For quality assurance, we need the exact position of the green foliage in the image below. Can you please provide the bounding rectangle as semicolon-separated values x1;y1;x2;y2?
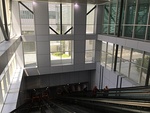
52;52;70;58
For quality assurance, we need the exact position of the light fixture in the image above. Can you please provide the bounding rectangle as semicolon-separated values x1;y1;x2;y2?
74;3;78;8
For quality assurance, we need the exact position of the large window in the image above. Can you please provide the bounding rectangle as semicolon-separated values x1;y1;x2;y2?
50;40;73;66
23;42;37;67
86;4;96;34
48;3;74;34
85;40;95;63
19;2;35;35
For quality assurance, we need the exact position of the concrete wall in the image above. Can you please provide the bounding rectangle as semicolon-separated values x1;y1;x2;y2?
25;70;92;90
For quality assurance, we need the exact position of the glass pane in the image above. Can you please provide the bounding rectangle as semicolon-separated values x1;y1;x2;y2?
102;41;107;52
116;57;121;72
117;45;122;57
120;59;129;76
122;47;131;60
62;3;72;25
86;40;95;50
50;41;61;52
103;24;108;34
51;52;62;65
86;25;94;34
124;26;133;37
0;28;5;43
110;0;117;24
109;25;115;35
131;49;143;65
23;42;36;67
107;42;114;54
49;24;60;34
49;3;60;25
134;26;146;39
141;68;147;85
143;53;150;69
23;42;35;54
129;63;140;83
101;52;106;66
103;4;109;24
62;41;71;51
147;27;150;40
136;0;149;25
62;25;72;34
20;2;35;35
106;54;113;69
125;0;136;24
24;54;36;67
86;4;95;34
85;51;95;63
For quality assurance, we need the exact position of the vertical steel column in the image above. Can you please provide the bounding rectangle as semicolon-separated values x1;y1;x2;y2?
2;0;9;40
60;3;62;35
145;58;150;86
114;0;124;71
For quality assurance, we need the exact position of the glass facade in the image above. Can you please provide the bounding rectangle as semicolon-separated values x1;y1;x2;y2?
50;40;73;66
23;42;37;67
102;0;150;41
19;2;35;35
101;40;150;85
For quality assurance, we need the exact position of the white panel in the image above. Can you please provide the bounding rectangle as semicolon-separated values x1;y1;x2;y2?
95;40;101;50
74;53;85;64
74;3;86;25
125;39;138;49
37;36;49;41
74;25;86;35
116;38;126;46
35;25;49;35
138;41;150;53
86;34;97;39
38;67;51;75
51;66;63;73
74;40;85;52
37;55;50;67
74;35;85;40
25;68;39;75
34;1;49;25
37;42;49;54
95;51;101;62
62;65;74;72
74;64;85;71
85;63;96;70
22;35;36;42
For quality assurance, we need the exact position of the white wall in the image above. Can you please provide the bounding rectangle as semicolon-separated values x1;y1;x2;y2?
22;2;98;75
